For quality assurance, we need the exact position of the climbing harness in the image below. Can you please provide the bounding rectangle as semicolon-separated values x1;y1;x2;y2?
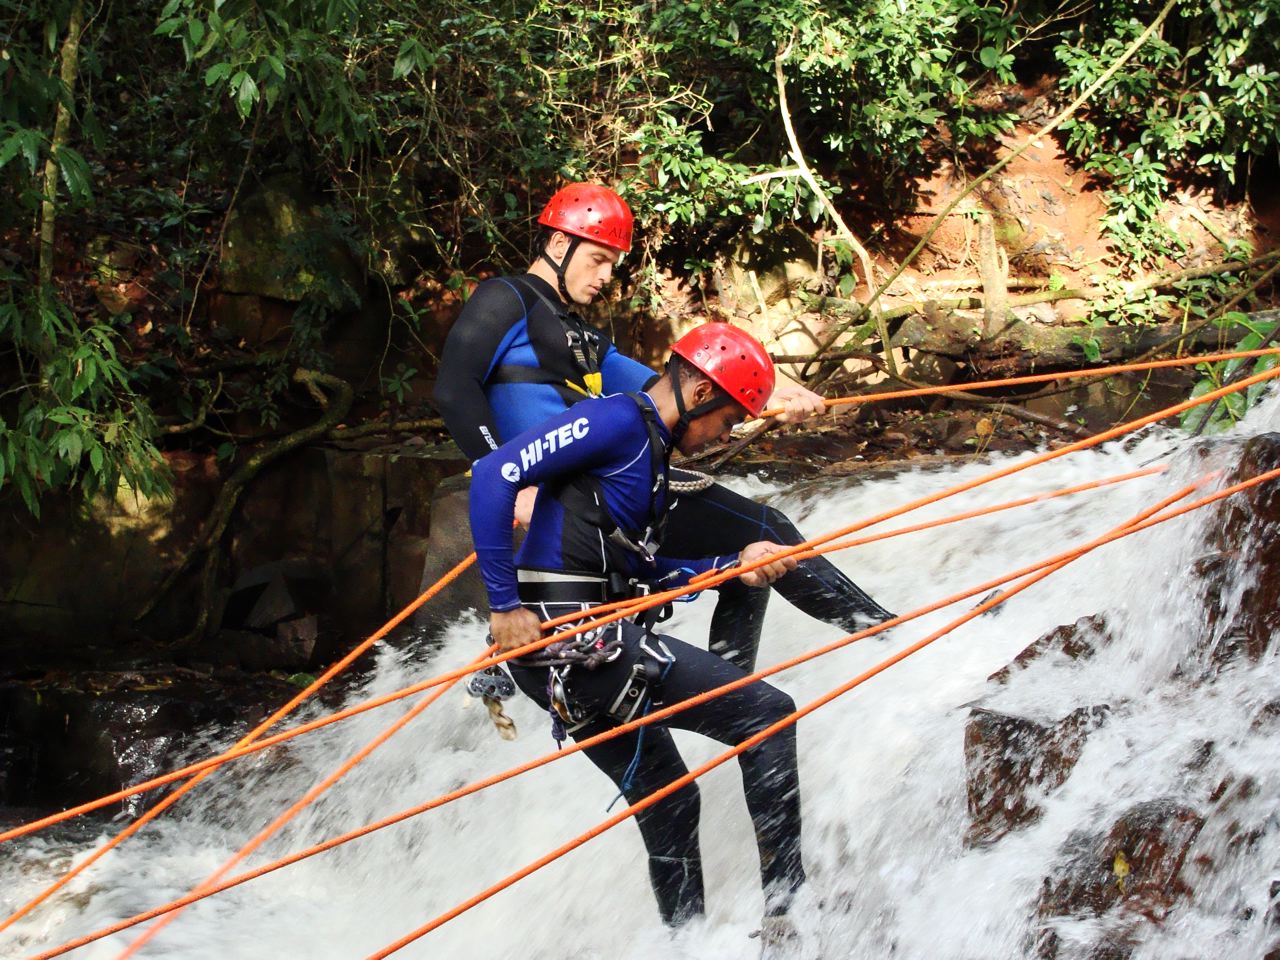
489;276;607;403
606;635;676;811
515;567;685;748
606;635;675;725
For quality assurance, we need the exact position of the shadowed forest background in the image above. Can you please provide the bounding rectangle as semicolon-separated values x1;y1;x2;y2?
2;0;1279;652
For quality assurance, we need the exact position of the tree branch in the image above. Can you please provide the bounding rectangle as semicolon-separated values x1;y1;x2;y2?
135;370;355;643
37;0;86;296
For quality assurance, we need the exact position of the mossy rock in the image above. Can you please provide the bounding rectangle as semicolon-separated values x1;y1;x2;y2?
219;174;364;304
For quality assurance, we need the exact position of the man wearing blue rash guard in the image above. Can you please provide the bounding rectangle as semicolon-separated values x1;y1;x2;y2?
436;183;894;674
470;323;804;941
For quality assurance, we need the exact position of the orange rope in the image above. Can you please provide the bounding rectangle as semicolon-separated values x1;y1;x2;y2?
110;647;489;959
0;464;1159;852
754;345;1280;419
5;362;1275;863
0;549;480;935
103;466;1168;955
366;471;1265;959
697;361;1280;587
8;352;1276;854
35;466;1274;959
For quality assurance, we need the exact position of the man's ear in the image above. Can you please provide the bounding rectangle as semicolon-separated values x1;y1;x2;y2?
690;376;717;406
544;230;570;262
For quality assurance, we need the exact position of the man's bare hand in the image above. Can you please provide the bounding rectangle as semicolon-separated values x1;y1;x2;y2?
514;486;539;528
770;383;827;424
488;607;543;654
738;541;798;587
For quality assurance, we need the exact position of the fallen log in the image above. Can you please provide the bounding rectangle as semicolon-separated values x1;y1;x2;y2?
890;311;1272;369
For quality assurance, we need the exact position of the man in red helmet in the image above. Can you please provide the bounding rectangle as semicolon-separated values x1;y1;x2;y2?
470;322;805;942
435;182;894;675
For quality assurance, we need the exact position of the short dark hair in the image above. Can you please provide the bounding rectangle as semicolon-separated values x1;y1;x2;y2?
669;353;730;402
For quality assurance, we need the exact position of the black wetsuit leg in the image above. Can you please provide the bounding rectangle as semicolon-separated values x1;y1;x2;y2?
659;474;895;672
508;623;804;925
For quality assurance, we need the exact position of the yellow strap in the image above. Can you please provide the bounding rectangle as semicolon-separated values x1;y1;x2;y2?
583;372;603;397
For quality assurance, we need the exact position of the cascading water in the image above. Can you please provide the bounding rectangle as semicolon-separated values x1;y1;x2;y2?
3;394;1278;960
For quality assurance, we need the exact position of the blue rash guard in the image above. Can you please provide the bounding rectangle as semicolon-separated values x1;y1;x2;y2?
434;274;656;461
470;392;729;612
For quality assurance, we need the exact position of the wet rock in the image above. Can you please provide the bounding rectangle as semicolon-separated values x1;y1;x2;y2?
218;174;363;304
410;472;491;638
0;674;291;815
206;628;316;673
965;705;1108;846
1264;880;1280;960
204;291;296;347
989;614;1113;685
1203;433;1280;665
1034;800;1205;959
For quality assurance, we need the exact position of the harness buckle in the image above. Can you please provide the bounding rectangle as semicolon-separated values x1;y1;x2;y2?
604;636;676;722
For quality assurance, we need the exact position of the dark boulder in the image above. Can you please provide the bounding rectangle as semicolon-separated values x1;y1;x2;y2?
0;671;296;816
1034;799;1205;959
988;614;1113;685
965;705;1108;846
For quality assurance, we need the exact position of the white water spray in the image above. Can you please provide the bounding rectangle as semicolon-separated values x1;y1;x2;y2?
3;395;1278;960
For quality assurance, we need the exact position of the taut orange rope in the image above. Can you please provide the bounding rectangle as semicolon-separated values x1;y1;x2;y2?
0;549;480;935
365;472;1268;959
37;466;1279;959
755;346;1280;419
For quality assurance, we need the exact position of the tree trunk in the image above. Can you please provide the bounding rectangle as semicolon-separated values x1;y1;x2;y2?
38;0;87;296
891;310;1278;372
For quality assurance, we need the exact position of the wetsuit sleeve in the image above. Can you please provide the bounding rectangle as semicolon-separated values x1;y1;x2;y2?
599;346;659;395
470;398;646;612
433;280;526;461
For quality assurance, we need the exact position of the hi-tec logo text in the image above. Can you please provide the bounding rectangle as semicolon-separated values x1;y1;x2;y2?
504;417;590;478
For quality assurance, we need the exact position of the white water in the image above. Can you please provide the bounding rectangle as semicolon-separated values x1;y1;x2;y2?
4;395;1279;960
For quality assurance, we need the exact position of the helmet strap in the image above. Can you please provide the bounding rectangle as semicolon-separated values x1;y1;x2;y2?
666;357;734;450
539;234;581;303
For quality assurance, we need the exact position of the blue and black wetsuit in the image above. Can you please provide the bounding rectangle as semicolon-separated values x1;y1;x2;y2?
435;272;894;672
471;394;805;926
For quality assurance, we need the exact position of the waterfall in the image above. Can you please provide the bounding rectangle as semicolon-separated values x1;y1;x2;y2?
3;394;1278;960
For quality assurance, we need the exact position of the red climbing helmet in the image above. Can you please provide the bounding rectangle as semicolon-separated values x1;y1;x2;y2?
671;323;775;417
538;183;634;253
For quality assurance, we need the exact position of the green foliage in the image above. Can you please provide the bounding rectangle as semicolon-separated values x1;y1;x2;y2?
381;364;417;404
0;0;98;219
2;0;1277;523
1055;0;1280;262
1180;312;1280;432
648;0;1020;187
0;279;170;515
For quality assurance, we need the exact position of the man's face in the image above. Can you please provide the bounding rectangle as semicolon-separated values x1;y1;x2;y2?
552;235;621;304
676;394;748;456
